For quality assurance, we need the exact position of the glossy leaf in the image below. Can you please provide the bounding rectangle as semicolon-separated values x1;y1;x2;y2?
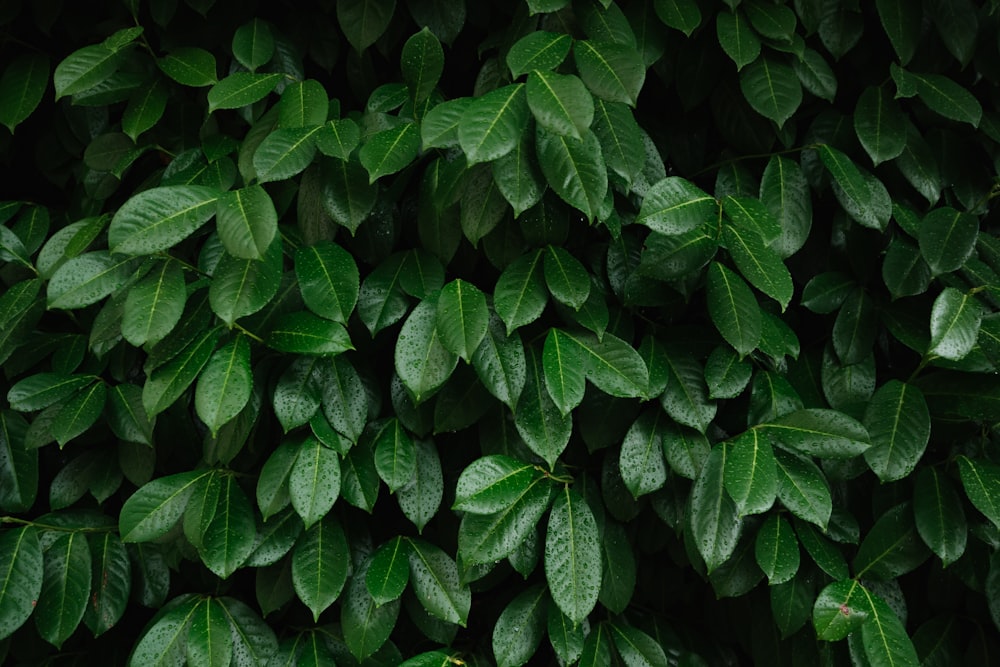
957;456;1000;530
367;537;410;605
638;177;716;235
457;472;554;565
109;185;220;256
337;0;396;52
395;298;458;404
542;328;585;415
918;207;978;276
876;0;919;64
706;262;762;357
526;70;593;140
492;584;547;667
289;436;341;529
913;467;966;567
402;27;444;103
195;335;253;436
853;502;928;580
507;31;572;78
690;444;741;572
435;279;488;362
120;471;210;542
122;260;186;347
0;526;42;641
716;10;760;71
186;598;232;667
535;126;607;221
406;538;471;626
47;252;136;310
471;311;526;409
654;0;701;37
233;19;274;71
374;418;416;492
722;223;793;310
494;249;548;335
209;238;282;326
619;408;668;498
545;487;601;624
573;40;644;106
36;532;91;648
142;327;220;417
854;86;906;166
291;516;350;621
928;288;981;361
739;56;801;128
863;381;930;482
755;514;799;585
459;84;528;164
659;345;715;432
267;311;353;356
723;430;777;516
0;54;49;132
158;47;217;87
54;44;121;100
207;72;281;112
360;122;420;183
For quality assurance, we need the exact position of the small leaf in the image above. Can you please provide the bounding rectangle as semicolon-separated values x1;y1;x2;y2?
543;328;586;415
0;526;42;641
120;470;211;542
619;408;668;498
35;532;91;648
109;185;220;256
194;335;253;436
207;72;282;112
295;241;359;325
54;44;121;100
395;298;458;404
609;621;669;667
492;585;547;667
367;537;410;605
957;456;1000;530
337;0;396;52
292;516;350;621
47;252;136;310
913;467;966;567
739;56;801;128
722;194;781;246
122;259;186;347
360;122;420;182
722;224;793;310
654;0;702;37
253;126;320;183
267;311;353;356
706;262;762;357
545;487;601;624
436;279;489;362
755;515;799;585
516;347;572;468
716;10;760;70
832;288;877;365
507;31;573;78
279;79;329;128
863;381;930;482
318;356;368;445
573;40;645;106
0;54;49;132
876;0;920;64
492;135;545;218
724;430;778;516
401;27;444;103
494;249;548;335
458;84;529;164
232;19;274;72
854;86;906;166
690;444;741;572
918;207;978;276
853;502;928;580
208;237;282;326
316;118;361;158
420;98;471;150
216;185;277;260
928;288;982;361
157;47;217;87
289;436;341;529
762;409;870;459
638;177;716;236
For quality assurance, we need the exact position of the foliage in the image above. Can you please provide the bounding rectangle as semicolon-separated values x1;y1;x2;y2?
1;0;1000;664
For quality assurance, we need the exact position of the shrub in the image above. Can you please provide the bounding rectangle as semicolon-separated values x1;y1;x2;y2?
1;0;999;665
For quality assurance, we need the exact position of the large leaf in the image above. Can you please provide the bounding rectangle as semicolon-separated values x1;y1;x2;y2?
573;40;645;106
373;418;416;492
53;43;121;100
406;538;471;626
0;526;42;641
545;487;601;624
342;557;399;661
894;66;982;127
706;262;762;357
291;516;350;621
760;156;812;259
109;186;220;256
722;224;793;310
591;99;644;186
367;537;410;605
723;429;778;517
47;252;136;310
36;532;91;648
397;440;441;530
862;381;930;482
492;584;547;667
200;475;256;579
526;70;594;140
359;122;420;182
266;311;353;356
492;135;545;217
853;502;929;580
535;126;607;221
322;157;377;234
122;259;186;346
457;473;554;565
402;27;444;103
458;84;529;164
762;409;870;459
186;598;232;667
295;241;359;325
194;335;253;436
252;127;320;183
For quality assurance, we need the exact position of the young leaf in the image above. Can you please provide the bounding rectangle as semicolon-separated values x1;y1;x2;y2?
706;262;762;357
292;516;350;621
0;54;49;132
458;84;529;164
406;538;471;626
0;526;42;641
690;444;741;572
862;381;930;482
913;467;966;567
545;487;601;624
109;185;220;256
507;31;573;78
194;335;253;436
739;56;801;128
289;436;341;529
573;40;645;106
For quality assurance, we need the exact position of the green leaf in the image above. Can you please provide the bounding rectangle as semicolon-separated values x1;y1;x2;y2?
929;288;982;361
545;487;601;624
573;40;645;106
876;0;920;64
373;418;416;493
367;537;410;605
292;516;350;621
157;47;217;87
316;118;360;159
716;10;760;70
318;356;368;444
406;538;471;626
913;467;966;567
419;98;471;150
813;579;870;641
52;381;106;446
661;421;710;480
494;249;548;335
395;298;458;404
863;381;930;482
690;444;741;572
216;185;278;260
322;157;377;234
882;237;931;299
706;262;762;357
294;241;359;325
0;54;49;132
8;373;95;412
705;346;751;399
232;19;274;72
109;185;220;256
130;596;199;665
267;311;353;356
492;136;545;218
435;279;488;362
120;470;210;542
54;44;121;100
591;99;644;186
548;603;586;664
0;526;42;641
279;79;329;128
492;584;547;667
763;409;870;459
256;441;297;520
722;224;793;310
796;519;848;579
207;72;282;112
360;122;420;183
507;31;572;78
142;327;220;417
208;237;282;326
563;330;648;399
252;127;320;183
454;455;544;514
724;430;778;516
619;408;668;498
472;312;526;409
337;0;396;52
793;47;837;103
578;622;613;667
859;588;920;667
544;245;590;310
457;474;554;565
82;533;130;637
853;502;929;580
46;251;135;310
832;288;877;365
289;436;341;529
526;70;594;140
516;346;572;468
542;329;585;415
35;532;91;649
402;27;443;103
342;557;399;661
902;68;982;127
122;260;186;347
194;335;252;436
659;344;715;432
458;84;528;165
745;1;796;41
639;224;717;281
0;411;35;512
739;56;801;128
755;514;799;585
200;475;256;579
638;176;716;235
186;599;232;667
816;145;890;231
535;126;607;221
654;0;702;37
609;621;669;667
957;456;1000;530
918;207;978;276
854;86;906;166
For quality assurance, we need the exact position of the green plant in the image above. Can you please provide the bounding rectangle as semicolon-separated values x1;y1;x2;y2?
1;0;1000;664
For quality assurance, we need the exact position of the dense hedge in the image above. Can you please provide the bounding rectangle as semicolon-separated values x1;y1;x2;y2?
1;0;1000;665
